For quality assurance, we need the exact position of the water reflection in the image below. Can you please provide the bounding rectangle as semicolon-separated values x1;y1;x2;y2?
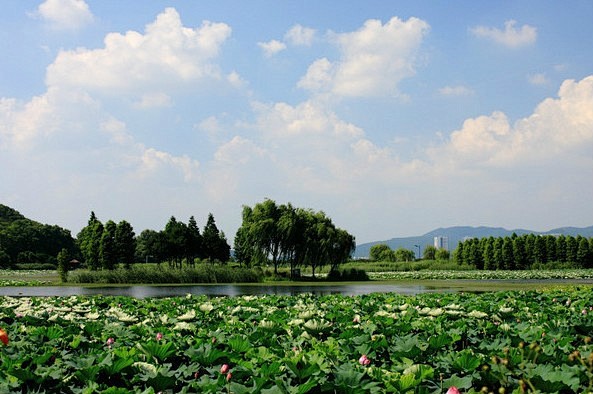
0;284;441;298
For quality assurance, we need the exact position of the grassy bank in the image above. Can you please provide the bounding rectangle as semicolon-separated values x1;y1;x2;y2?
0;269;57;286
3;265;593;286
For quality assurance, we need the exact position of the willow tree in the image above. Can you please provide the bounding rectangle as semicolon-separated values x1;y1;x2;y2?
328;227;356;273
234;199;355;277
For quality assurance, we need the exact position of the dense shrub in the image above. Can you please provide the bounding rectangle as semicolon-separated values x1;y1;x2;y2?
0;250;11;268
340;260;474;272
327;268;369;281
69;263;263;284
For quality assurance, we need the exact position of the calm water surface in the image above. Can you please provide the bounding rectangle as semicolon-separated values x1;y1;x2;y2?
0;283;448;298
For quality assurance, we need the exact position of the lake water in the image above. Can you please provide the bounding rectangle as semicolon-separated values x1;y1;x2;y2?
0;283;449;298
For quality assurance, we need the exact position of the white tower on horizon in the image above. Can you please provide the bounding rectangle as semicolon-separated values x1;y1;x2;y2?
434;236;449;251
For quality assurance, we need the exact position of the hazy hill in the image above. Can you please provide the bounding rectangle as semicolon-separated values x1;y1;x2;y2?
354;225;593;258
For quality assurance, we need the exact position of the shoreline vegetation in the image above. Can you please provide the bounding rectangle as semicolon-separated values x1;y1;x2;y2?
2;265;593;288
2;203;592;287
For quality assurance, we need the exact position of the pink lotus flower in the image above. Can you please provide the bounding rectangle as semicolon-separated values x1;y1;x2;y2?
220;364;230;374
156;332;163;341
358;355;370;366
446;387;460;394
106;337;115;348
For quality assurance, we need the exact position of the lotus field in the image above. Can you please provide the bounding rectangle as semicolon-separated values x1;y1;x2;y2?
0;289;592;393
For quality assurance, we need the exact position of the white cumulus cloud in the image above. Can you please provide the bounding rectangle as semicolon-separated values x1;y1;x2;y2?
285;24;316;46
431;75;593;167
258;39;287;57
35;0;94;30
46;7;231;94
298;16;430;97
138;147;200;182
470;20;537;48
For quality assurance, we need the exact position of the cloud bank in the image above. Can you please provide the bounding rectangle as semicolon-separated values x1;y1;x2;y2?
1;8;591;242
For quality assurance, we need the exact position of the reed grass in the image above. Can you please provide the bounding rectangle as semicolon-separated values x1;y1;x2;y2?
69;263;263;284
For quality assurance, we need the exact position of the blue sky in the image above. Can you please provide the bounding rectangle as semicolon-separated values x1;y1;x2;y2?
1;1;592;244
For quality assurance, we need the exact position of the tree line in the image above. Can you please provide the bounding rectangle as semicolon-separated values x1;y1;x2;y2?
2;199;357;276
78;212;230;270
454;233;593;269
369;243;452;262
233;199;355;277
0;204;232;270
368;244;416;262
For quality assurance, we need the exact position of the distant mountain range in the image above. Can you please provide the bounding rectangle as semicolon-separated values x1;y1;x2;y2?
354;225;593;258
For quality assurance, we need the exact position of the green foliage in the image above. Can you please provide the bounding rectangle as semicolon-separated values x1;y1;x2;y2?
394;247;415;262
115;220;136;269
14;263;56;270
435;247;450;261
158;214;228;267
369;244;393;261
56;248;70;282
162;216;189;267
235;199;355;277
100;220;117;270
1;289;593;392
202;213;230;263
0;249;11;268
326;268;369;281
342;259;475;273
369;244;414;263
78;212;103;270
69;263;262;284
0;204;76;268
454;233;593;270
135;229;165;263
369;268;593;280
423;245;437;260
79;212;225;271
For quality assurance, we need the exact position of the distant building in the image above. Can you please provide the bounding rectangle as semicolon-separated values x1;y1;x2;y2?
434;236;449;251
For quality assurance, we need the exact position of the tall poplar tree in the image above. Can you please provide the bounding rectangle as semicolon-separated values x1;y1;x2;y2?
100;220;117;270
202;213;230;263
77;212;103;270
187;216;202;263
115;220;136;268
